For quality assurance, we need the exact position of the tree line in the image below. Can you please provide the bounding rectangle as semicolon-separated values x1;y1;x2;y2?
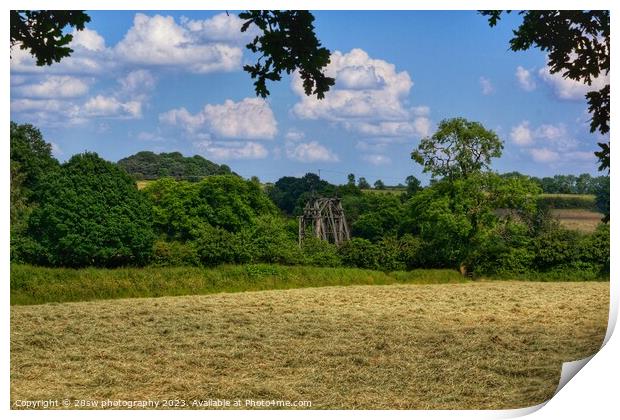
10;121;609;279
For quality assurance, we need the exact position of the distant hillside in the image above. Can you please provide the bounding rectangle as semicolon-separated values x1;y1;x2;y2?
118;151;235;180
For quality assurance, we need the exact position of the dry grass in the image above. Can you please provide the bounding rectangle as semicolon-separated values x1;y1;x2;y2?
11;281;608;409
551;209;604;233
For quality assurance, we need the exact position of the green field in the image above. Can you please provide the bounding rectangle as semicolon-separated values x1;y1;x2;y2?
10;264;465;306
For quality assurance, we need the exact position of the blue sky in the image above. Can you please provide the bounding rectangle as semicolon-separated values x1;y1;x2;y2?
10;10;608;185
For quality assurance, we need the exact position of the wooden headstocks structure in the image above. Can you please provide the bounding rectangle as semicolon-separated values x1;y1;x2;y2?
298;197;351;246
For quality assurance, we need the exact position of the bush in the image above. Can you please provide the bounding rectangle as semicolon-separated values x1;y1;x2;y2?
339;238;381;269
240;215;303;265
25;153;155;267
191;226;252;266
301;237;342;267
152;240;199;267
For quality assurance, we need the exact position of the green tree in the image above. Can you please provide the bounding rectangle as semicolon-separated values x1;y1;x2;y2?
10;122;60;191
374;179;386;190
10;10;91;66
405;175;422;197
357;177;371;189
145;175;279;240
482;10;610;171
595;176;610;223
411;117;503;180
25;153;155;267
347;173;356;186
267;173;335;215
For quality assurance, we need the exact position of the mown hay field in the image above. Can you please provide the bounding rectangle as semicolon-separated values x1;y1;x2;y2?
551;209;604;233
11;281;609;409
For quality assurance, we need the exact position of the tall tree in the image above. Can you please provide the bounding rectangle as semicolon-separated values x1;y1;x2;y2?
482;10;610;171
411;117;503;180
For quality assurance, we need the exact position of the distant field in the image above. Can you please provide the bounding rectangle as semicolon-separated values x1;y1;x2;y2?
551;209;604;233
361;188;405;195
136;180;153;190
11;281;608;409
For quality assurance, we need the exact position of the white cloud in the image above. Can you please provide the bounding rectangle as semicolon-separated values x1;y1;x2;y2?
83;95;142;118
538;66;608;100
115;13;242;73
528;148;560;163
195;140;268;160
352;118;430;138
160;98;277;140
290;49;432;140
71;28;106;52
181;13;257;43
362;154;391;166
286;141;339;163
50;142;63;158
411;106;430;117
118;70;156;97
285;129;305;141
510;121;533;146
515;66;536;91
479;77;494;95
15;75;89;98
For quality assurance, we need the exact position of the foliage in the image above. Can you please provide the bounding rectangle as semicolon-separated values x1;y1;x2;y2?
339;238;381;270
10;10;91;66
530;173;608;195
300;236;342;267
405;175;422;197
117;151;233;180
152;240;200;267
594;176;610;222
239;10;335;99
403;173;541;269
23;153;155;267
145;175;278;240
357;177;371;189
411;117;503;180
374;179;386;190
536;194;597;211
266;173;336;215
483;10;610;170
10;122;60;191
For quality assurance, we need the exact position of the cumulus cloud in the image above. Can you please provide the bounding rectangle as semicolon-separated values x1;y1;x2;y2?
195;140;268;160
479;77;494;95
510;121;533;146
515;66;536;91
362;154;391;166
115;13;243;73
15;75;89;98
286;141;339;163
528;147;560;163
285;129;305;141
83;95;142;118
160;98;277;140
538;66;608;100
511;120;595;165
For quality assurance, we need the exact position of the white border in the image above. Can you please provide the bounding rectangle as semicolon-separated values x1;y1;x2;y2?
3;1;617;418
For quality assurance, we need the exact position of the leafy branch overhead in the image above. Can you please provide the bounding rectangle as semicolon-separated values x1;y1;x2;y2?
239;10;335;99
10;10;91;66
481;10;610;171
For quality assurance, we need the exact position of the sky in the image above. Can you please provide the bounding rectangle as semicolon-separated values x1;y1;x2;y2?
9;10;609;185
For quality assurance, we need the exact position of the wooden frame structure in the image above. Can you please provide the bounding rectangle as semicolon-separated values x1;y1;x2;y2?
298;197;350;246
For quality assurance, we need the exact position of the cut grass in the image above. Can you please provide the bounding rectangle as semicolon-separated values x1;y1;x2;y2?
10;264;465;306
10;281;609;409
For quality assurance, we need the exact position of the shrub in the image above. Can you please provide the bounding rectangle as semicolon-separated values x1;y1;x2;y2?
301;236;342;267
152;240;199;267
339;238;381;269
240;215;303;265
25;153;155;267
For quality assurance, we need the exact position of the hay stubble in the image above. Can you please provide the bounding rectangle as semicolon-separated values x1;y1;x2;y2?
11;281;609;409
